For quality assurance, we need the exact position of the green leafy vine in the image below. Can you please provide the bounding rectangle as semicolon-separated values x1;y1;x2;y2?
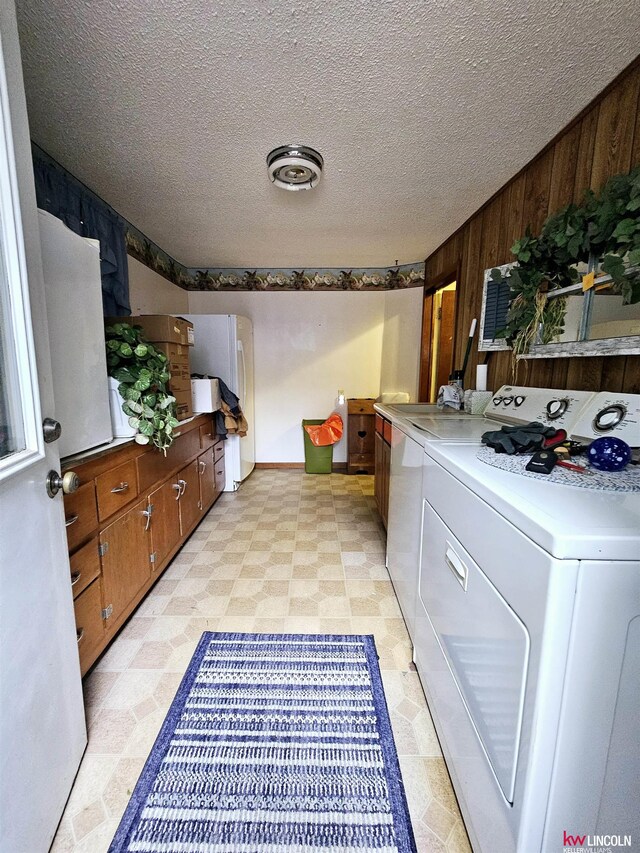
105;323;179;453
494;165;640;355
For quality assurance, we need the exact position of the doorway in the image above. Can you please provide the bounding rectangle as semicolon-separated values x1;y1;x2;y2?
419;280;457;402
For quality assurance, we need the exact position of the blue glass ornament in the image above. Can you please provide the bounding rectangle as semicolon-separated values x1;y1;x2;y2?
587;437;632;472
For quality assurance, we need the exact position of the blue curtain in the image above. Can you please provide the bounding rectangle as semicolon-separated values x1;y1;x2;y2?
32;146;131;316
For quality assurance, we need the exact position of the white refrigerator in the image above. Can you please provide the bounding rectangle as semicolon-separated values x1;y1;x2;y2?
184;314;255;490
39;209;112;458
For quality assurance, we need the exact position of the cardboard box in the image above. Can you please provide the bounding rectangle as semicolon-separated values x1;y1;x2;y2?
169;377;192;394
145;342;191;382
191;378;221;414
106;315;193;347
173;388;193;421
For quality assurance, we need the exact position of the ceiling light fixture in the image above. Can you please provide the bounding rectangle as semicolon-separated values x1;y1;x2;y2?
266;144;323;191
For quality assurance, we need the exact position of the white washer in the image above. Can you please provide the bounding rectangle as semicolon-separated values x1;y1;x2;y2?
415;394;640;852
378;387;595;642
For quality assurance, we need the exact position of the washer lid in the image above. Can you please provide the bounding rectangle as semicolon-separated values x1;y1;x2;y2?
424;442;640;561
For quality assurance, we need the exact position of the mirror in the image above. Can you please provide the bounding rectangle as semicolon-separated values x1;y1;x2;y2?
587;287;640;341
480;261;640;358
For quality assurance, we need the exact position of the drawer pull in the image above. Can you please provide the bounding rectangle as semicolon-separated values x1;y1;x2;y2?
445;543;468;591
172;482;182;500
216;469;223;476
199;461;206;474
70;571;81;586
110;481;129;494
76;628;84;643
65;514;79;527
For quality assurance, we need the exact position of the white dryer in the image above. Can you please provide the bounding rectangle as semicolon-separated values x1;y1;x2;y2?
414;392;640;852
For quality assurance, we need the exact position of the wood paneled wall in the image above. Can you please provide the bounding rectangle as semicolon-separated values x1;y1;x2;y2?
423;58;640;395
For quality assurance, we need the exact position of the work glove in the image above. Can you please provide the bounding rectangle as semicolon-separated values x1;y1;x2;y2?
481;422;559;455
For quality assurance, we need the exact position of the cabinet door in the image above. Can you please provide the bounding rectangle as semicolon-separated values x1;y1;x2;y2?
198;448;216;512
177;460;201;536
100;497;152;625
148;479;182;569
348;413;375;455
214;448;226;496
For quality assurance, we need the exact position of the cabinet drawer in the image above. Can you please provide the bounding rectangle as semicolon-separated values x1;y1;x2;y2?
214;441;224;462
375;414;384;435
96;459;139;521
69;536;100;599
348;398;376;415
64;481;98;552
137;426;201;492
199;422;217;449
383;419;392;444
74;578;105;677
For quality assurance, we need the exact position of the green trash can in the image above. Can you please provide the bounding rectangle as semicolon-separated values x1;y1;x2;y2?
302;419;334;474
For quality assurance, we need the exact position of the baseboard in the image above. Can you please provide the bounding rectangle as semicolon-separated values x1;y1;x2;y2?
255;462;305;469
254;462;348;472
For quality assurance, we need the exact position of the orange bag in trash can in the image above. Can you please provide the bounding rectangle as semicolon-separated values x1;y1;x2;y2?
303;413;344;446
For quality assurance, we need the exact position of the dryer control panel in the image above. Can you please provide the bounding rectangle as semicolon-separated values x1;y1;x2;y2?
570;392;640;446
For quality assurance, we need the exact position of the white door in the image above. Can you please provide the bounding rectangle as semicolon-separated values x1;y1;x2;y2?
0;11;86;853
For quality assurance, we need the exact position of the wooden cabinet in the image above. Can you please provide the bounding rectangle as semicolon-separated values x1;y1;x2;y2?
198;447;217;511
96;459;138;521
375;414;391;528
63;481;98;553
69;536;101;598
176;460;201;536
73;578;105;677
347;398;375;474
100;497;152;625
148;479;182;569
214;444;226;494
61;414;225;675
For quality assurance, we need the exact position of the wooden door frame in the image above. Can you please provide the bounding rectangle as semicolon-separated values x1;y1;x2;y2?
418;264;460;401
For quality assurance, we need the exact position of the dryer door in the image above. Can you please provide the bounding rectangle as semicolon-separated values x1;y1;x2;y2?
420;500;530;803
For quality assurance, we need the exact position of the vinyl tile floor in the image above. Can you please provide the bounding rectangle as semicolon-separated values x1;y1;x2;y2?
51;470;471;853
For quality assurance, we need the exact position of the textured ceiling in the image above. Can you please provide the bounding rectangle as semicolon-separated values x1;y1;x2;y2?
15;0;640;269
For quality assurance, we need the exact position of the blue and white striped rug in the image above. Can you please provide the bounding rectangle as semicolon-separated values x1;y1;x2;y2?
110;632;416;852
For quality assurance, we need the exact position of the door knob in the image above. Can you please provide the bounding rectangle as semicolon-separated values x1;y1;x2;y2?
42;417;62;443
46;470;80;499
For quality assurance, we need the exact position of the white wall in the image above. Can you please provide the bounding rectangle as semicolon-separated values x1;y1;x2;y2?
128;256;189;315
187;291;386;463
380;287;422;400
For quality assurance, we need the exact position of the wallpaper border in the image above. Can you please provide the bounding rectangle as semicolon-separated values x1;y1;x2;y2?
126;226;425;292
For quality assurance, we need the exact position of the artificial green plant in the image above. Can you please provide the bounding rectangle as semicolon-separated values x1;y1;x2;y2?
494;165;640;356
105;322;179;452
